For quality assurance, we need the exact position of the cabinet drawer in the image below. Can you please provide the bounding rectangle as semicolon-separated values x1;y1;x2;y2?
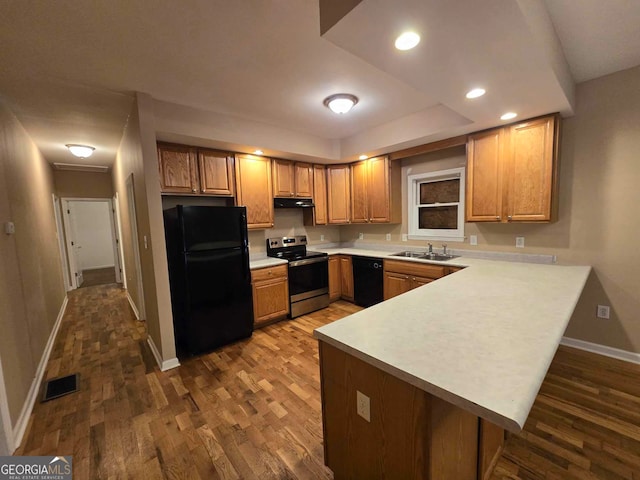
384;259;446;279
251;264;288;283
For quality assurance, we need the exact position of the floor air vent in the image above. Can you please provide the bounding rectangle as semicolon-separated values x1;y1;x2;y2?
42;373;79;402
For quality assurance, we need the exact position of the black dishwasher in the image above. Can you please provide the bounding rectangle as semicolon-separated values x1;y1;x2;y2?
352;256;384;307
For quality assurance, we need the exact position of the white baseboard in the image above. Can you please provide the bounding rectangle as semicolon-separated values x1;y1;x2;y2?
126;291;141;321
83;264;115;271
146;336;180;372
0;354;14;455
12;295;68;452
561;337;640;365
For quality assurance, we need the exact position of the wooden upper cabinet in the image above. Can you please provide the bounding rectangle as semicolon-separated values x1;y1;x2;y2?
295;163;313;197
350;161;369;223
157;143;234;197
272;159;314;198
157;143;198;194
272;159;295;197
350;156;400;224
505;116;558;222
235;154;274;229
327;165;351;224
312;164;328;225
466;129;505;222
197;148;235;196
466;114;559;223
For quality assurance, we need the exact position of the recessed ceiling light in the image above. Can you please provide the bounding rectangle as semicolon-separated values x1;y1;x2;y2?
466;88;486;99
395;32;420;51
359;155;368;160
323;93;359;114
66;144;95;158
253;149;264;155
500;112;518;120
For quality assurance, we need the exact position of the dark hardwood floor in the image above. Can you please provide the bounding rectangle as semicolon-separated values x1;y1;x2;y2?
16;284;640;479
79;267;117;288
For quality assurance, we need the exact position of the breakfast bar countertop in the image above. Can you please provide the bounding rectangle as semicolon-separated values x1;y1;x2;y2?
313;253;591;433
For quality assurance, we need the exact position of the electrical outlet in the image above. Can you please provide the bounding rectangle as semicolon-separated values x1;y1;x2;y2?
358;232;364;240
356;391;370;422
402;234;408;242
597;305;610;319
470;234;477;246
4;221;15;235
320;234;325;241
386;233;391;241
515;236;525;248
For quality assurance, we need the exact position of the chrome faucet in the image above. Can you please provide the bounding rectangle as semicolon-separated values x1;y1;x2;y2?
442;244;448;256
427;243;433;254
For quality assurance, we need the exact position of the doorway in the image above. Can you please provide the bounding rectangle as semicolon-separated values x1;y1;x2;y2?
60;198;124;289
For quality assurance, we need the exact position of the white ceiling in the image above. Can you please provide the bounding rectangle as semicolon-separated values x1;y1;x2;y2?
0;0;638;166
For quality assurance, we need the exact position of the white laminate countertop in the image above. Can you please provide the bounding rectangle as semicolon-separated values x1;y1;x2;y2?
249;256;287;270
313;248;591;433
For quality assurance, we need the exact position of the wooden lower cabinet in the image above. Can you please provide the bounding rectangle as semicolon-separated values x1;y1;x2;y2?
339;255;354;301
251;265;289;328
383;260;447;300
328;256;341;302
319;341;504;479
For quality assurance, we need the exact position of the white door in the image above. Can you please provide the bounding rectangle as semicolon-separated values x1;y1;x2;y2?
113;195;126;286
62;200;83;288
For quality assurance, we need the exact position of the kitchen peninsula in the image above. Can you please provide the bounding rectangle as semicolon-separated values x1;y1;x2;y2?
314;257;591;479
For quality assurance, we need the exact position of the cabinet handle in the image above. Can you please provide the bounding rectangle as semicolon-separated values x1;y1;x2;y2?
201;188;205;193
268;271;273;275
192;188;197;193
496;216;501;220
507;215;513;221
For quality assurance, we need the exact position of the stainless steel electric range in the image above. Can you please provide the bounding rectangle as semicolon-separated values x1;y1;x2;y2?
266;236;329;317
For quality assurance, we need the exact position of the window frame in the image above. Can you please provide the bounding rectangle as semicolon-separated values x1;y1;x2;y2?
407;167;466;242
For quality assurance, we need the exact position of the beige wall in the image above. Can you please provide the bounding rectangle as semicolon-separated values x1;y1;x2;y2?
341;66;640;353
112;93;176;364
0;103;65;428
53;170;114;198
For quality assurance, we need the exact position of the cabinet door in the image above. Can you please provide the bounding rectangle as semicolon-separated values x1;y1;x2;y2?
368;156;391;223
384;272;411;300
505;116;557;222
295;162;313;197
328;256;341;301
339;255;354;301
236;154;274;229
466;129;505;222
350;161;369;223
273;159;295;197
313;164;328;225
252;276;289;327
327;165;351;224
198;149;235;196
157;143;198;194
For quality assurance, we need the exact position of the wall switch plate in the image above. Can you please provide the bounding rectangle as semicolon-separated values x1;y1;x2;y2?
143;235;148;250
386;233;391;241
597;305;610;319
402;234;408;242
320;234;325;241
358;232;364;240
515;236;525;248
4;221;15;235
470;234;477;246
356;390;370;422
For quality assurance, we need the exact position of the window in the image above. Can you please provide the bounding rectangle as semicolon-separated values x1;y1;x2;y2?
407;167;465;241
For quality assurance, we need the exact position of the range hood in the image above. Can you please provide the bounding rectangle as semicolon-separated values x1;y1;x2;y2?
274;197;315;208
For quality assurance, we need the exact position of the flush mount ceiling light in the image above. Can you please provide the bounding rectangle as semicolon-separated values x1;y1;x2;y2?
500;112;518;120
66;144;95;158
359;155;368;160
253;149;264;155
323;93;359;114
466;88;486;99
395;31;420;50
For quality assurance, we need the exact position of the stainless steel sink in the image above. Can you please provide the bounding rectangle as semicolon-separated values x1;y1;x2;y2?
391;251;459;261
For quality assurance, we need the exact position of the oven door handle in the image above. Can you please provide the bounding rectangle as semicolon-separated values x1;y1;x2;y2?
289;256;328;267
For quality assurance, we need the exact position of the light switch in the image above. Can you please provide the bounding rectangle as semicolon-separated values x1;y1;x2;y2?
143;235;148;250
470;235;477;246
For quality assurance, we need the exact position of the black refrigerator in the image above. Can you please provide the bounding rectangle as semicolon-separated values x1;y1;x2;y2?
163;205;254;355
